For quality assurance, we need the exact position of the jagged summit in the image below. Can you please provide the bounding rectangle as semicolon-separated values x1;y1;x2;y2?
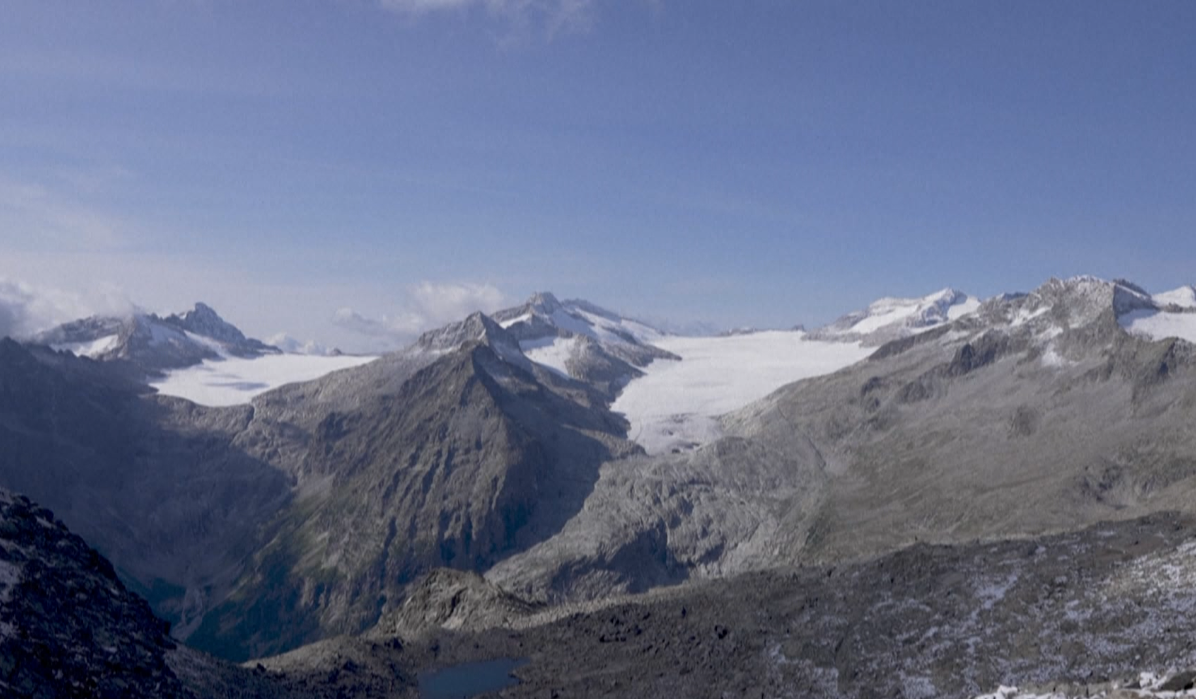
165;302;251;345
32;302;278;379
526;291;563;315
967;276;1196;347
413;310;532;374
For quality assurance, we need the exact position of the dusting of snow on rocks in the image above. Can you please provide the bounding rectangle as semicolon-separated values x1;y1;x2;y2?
612;331;872;454
975;671;1196;698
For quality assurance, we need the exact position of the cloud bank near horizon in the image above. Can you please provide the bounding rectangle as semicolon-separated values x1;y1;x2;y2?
0;278;134;340
332;281;508;348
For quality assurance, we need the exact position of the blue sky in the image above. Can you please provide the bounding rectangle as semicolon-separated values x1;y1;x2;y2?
1;1;1194;351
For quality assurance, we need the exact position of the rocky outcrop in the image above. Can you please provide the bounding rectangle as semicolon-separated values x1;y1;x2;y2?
370;568;542;639
0;487;404;699
0;488;186;698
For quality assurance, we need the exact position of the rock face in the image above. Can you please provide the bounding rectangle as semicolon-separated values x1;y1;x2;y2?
0;487;411;699
0;488;187;698
187;322;641;661
8;274;1196;687
489;277;1196;601
370;568;542;639
0;339;294;642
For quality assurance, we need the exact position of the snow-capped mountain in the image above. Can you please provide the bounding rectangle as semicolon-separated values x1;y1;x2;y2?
487;292;679;397
810;287;981;344
964;276;1196;349
34;302;279;377
492;292;666;348
1153;284;1196;310
1115;282;1196;345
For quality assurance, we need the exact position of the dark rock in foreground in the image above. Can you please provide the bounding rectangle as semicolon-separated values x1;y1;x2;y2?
0;489;187;698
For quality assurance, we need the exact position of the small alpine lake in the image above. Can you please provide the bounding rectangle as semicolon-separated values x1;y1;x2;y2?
418;657;529;699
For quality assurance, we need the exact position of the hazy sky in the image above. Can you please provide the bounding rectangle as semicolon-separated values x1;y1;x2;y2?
2;1;1194;351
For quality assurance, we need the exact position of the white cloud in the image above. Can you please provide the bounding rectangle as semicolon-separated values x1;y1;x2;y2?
410;281;507;324
377;0;598;36
265;333;335;356
0;277;133;340
332;281;508;348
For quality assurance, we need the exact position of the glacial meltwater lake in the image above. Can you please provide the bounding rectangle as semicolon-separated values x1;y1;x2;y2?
418;657;529;698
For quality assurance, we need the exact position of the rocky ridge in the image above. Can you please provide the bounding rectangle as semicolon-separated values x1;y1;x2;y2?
6;275;1196;694
488;276;1196;602
33;303;278;379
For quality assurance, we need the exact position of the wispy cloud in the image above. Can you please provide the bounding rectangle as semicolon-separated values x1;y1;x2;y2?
332;281;508;347
377;0;598;37
0;174;132;250
0;277;133;340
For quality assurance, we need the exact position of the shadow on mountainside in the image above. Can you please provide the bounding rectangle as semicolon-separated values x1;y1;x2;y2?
0;339;295;640
187;342;633;661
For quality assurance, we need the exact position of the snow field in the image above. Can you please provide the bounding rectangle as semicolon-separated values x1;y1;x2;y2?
520;336;579;378
151;353;378;407
612;331;872;454
1120;308;1196;345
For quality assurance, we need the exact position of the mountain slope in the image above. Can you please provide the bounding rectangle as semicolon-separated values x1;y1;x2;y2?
0;487;418;699
0;488;189;697
397;512;1196;699
0;339;294;640
488;276;1196;603
188;319;642;660
726;276;1196;561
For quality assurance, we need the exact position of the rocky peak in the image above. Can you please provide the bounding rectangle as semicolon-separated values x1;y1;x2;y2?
527;291;563;315
986;276;1155;332
416;311;511;352
165;302;248;345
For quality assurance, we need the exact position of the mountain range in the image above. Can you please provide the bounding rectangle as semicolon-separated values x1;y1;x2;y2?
4;275;1196;696
33;303;280;380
